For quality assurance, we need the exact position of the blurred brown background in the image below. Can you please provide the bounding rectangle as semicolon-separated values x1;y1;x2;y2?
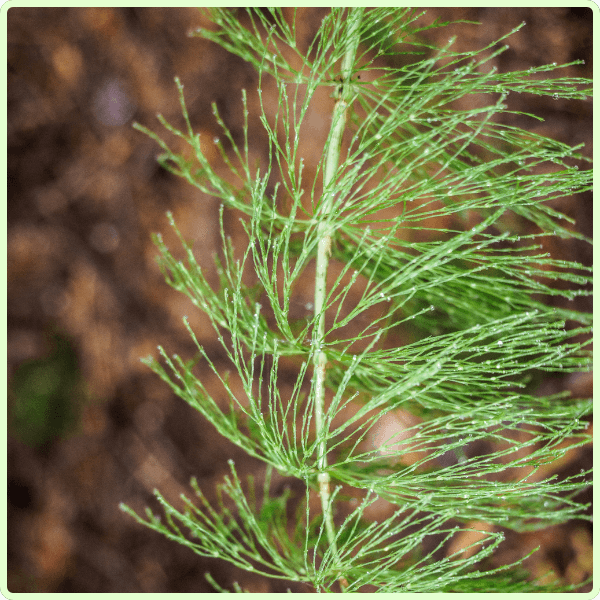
7;7;592;593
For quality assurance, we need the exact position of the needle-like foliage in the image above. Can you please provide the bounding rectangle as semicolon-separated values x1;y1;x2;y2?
121;8;592;592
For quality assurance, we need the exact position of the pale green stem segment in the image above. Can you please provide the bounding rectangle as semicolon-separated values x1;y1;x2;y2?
312;8;364;591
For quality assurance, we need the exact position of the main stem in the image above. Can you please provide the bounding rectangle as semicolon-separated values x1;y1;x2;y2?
313;8;363;591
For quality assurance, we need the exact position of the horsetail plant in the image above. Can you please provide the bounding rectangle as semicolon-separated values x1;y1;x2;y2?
121;8;592;592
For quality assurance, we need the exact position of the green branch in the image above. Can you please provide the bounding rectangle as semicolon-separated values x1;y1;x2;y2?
123;8;592;593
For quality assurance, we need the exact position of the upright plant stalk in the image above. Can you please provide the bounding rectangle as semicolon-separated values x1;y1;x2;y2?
312;9;363;586
122;8;593;593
